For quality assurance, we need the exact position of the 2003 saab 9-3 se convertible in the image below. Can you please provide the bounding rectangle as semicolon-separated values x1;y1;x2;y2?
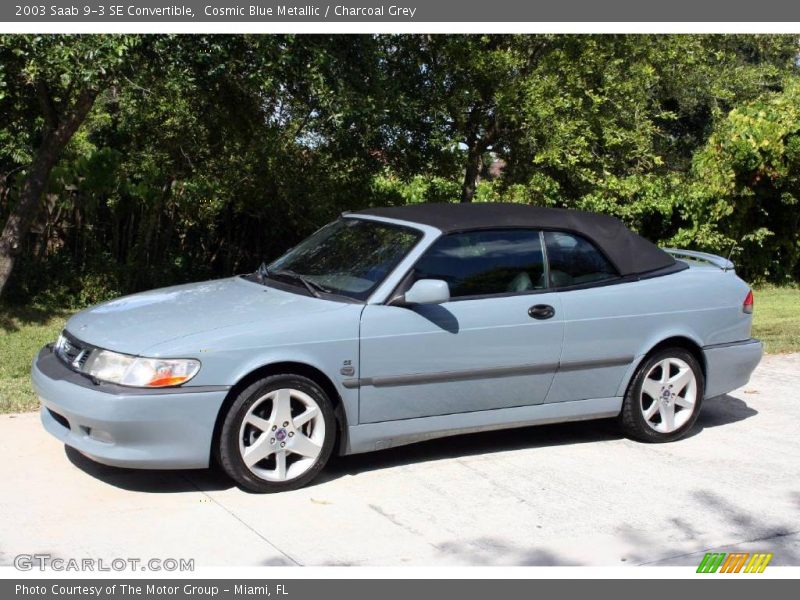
33;203;763;492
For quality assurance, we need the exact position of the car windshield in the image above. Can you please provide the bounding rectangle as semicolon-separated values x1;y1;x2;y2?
267;218;422;301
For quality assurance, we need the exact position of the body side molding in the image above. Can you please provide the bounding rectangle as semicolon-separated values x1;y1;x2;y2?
342;355;633;389
703;338;761;350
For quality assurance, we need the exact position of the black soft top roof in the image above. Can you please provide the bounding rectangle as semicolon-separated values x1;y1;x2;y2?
349;203;675;277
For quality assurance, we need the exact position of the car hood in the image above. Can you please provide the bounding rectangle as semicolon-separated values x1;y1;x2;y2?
65;277;346;355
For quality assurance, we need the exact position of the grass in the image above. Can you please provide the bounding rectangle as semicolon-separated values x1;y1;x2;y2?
1;287;798;415
1;304;73;415
751;286;800;354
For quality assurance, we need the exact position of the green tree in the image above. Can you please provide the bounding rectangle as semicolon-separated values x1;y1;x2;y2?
2;34;800;304
403;35;559;203
0;35;138;295
675;79;800;282
461;35;799;246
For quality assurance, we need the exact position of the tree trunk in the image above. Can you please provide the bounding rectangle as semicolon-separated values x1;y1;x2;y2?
460;143;483;203
0;86;98;296
460;105;500;203
460;131;499;204
460;107;484;204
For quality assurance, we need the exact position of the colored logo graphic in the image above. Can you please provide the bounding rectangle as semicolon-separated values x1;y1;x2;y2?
697;552;773;573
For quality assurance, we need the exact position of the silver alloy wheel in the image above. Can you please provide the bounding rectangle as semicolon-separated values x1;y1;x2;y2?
640;357;698;433
238;388;325;482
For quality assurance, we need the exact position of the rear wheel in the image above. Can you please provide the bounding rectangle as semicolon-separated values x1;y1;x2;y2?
218;374;336;492
619;348;704;443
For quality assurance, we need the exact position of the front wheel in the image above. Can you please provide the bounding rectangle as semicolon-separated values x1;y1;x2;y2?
619;348;704;443
218;374;336;492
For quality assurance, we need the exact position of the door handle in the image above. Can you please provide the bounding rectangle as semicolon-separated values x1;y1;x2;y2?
528;304;555;320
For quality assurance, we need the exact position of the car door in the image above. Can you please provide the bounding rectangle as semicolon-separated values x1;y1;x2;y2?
357;228;564;423
540;230;635;403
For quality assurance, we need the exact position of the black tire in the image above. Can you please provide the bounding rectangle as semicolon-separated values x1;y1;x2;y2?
218;374;336;492
619;347;704;443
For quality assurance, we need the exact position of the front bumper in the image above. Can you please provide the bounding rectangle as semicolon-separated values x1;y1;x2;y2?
704;338;763;399
32;348;229;469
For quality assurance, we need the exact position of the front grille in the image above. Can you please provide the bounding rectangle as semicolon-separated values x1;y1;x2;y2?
54;331;92;371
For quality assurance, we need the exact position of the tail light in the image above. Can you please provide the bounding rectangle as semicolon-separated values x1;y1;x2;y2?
743;289;754;314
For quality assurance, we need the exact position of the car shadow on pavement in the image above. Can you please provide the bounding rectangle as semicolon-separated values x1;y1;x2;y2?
63;393;757;493
64;446;235;493
321;418;621;483
688;394;758;436
319;393;758;485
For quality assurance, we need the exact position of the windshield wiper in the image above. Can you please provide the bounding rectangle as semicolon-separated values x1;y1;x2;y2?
257;262;271;282
271;269;331;298
244;262;271;286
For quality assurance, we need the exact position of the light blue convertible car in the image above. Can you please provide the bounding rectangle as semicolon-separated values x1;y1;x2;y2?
33;203;762;491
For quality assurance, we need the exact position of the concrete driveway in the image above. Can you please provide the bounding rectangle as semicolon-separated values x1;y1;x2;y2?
1;353;798;567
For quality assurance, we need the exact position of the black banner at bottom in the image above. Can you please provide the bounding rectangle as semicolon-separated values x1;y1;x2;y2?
3;579;795;600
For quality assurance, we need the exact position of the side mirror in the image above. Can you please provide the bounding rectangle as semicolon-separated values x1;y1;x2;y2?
393;279;450;306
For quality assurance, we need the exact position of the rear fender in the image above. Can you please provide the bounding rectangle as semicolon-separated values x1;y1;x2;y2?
615;329;706;398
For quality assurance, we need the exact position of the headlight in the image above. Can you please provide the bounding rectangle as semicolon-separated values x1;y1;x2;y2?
83;350;201;388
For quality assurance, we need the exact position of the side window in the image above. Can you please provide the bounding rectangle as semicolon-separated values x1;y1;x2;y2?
543;231;618;288
413;229;546;298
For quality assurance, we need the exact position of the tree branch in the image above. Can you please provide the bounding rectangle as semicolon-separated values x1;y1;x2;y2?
36;80;59;131
53;87;100;147
0;84;100;295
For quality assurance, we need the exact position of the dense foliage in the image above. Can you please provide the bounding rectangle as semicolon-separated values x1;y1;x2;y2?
1;34;799;306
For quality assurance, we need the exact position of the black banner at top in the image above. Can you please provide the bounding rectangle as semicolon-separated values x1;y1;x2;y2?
2;0;800;22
